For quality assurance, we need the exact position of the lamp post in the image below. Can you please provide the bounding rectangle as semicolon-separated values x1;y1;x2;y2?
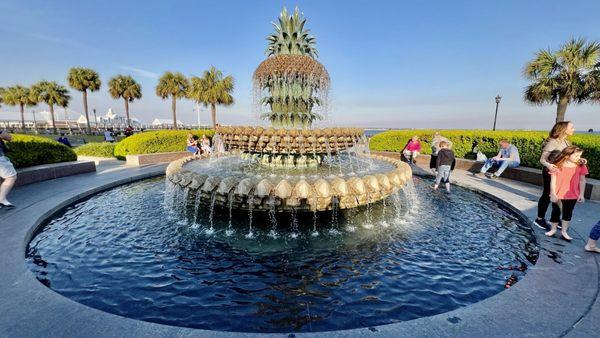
93;108;99;132
492;95;502;131
32;110;38;134
195;103;202;128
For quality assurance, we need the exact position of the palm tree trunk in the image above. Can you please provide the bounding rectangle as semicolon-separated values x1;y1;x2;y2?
83;90;91;134
50;104;57;134
172;96;177;130
124;99;130;126
556;96;568;123
20;103;25;130
210;103;217;129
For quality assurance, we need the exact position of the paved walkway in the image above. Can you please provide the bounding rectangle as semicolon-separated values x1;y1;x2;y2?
0;159;599;337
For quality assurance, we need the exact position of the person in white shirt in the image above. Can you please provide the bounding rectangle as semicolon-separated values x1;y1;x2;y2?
0;130;17;208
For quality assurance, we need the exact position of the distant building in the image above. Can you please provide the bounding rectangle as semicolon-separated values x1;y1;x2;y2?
152;118;184;128
96;108;140;127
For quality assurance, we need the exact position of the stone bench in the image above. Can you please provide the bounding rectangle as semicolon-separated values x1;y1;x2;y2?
13;161;96;187
374;151;600;201
126;151;192;166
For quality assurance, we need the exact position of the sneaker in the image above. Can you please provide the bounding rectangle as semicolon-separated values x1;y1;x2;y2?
485;172;493;178
534;218;550;230
490;174;499;179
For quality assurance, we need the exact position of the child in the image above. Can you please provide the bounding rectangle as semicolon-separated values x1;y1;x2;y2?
433;141;455;192
546;146;588;241
585;220;600;253
402;136;421;163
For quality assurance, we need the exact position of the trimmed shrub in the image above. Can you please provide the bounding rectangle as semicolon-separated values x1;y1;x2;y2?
74;142;117;158
4;134;77;168
114;130;215;159
370;130;600;179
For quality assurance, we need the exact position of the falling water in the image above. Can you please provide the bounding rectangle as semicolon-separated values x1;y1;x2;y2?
246;194;255;238
206;191;217;235
268;198;278;238
402;179;419;210
311;211;319;237
226;192;234;236
334;143;343;175
193;190;203;225
290;208;299;239
380;197;389;228
363;193;374;229
324;139;333;177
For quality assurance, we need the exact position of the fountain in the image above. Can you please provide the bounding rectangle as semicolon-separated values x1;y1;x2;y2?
26;7;539;333
165;8;412;215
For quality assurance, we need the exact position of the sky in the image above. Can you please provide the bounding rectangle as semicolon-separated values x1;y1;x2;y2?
0;0;599;130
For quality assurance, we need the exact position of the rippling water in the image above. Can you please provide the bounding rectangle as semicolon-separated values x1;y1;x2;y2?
27;176;538;333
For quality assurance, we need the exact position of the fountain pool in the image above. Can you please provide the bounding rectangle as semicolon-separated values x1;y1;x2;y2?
26;175;538;333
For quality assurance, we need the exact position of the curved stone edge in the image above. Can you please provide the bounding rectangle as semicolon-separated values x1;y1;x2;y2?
165;152;412;212
6;161;598;337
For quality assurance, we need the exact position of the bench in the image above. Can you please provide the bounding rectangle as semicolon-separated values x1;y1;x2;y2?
14;161;96;187
374;151;600;201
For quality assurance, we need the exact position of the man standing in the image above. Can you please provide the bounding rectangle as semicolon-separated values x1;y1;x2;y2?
478;139;520;179
0;130;17;208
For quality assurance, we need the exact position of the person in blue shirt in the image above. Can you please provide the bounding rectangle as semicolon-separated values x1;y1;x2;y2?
57;133;72;147
478;139;520;179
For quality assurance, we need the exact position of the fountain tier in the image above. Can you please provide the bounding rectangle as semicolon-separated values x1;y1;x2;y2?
166;152;412;212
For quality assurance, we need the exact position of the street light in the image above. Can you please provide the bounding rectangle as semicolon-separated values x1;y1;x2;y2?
493;95;502;131
194;103;202;128
93;108;99;132
32;110;38;134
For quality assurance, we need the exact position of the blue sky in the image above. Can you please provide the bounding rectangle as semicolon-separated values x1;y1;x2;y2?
1;0;599;130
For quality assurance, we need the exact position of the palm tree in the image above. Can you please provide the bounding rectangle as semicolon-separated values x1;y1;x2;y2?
108;75;142;125
524;38;600;122
155;72;189;130
31;81;71;134
188;67;234;128
2;85;38;129
67;67;101;133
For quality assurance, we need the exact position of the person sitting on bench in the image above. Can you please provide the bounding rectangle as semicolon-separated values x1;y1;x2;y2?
478;139;520;179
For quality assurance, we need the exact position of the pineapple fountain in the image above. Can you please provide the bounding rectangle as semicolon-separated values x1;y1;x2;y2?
165;7;413;230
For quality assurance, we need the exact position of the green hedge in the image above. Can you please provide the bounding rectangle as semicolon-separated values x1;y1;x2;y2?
74;142;117;158
369;130;600;179
4;134;77;168
114;130;215;159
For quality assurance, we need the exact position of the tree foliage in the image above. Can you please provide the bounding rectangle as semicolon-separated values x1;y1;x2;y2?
188;66;234;128
523;38;600;122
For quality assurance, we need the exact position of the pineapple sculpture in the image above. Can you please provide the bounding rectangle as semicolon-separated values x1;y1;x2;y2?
254;7;330;129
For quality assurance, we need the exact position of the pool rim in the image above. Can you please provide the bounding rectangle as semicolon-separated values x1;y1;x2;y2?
21;170;540;335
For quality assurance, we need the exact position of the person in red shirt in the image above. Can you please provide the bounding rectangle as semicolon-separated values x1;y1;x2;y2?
402;136;421;163
546;146;588;241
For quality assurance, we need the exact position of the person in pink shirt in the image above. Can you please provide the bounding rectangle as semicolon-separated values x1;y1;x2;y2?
546;146;588;241
402;136;421;163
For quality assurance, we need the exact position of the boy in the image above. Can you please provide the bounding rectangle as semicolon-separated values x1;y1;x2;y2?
433;141;454;192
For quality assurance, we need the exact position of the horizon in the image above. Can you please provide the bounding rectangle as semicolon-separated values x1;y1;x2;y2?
1;0;599;130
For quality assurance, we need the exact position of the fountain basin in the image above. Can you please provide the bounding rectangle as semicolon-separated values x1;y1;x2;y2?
165;152;412;212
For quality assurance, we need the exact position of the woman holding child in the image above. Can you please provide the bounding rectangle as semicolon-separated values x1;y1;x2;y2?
534;121;587;230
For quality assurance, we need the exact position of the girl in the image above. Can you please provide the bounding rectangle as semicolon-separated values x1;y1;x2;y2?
546;146;588;241
200;135;212;154
402;136;421;163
